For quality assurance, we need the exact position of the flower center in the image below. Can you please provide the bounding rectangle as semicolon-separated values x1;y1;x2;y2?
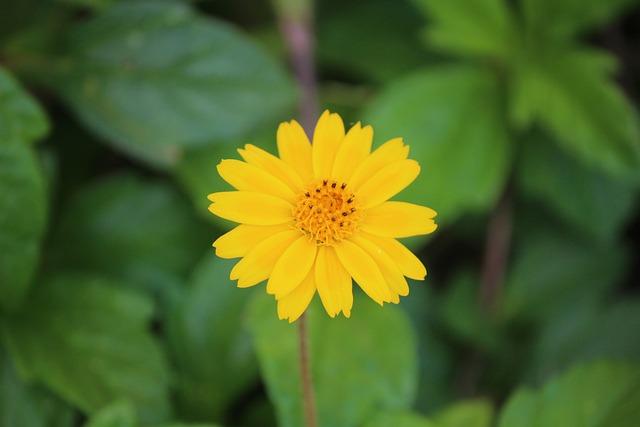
293;179;363;245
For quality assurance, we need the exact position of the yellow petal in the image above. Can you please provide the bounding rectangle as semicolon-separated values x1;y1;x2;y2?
277;269;316;323
361;201;437;238
350;235;407;298
360;231;427;280
267;235;318;298
277;120;313;182
315;246;353;318
217;159;295;201
213;224;291;259
312;110;345;177
348;138;409;190
208;191;293;225
331;123;373;184
356;159;420;209
334;239;394;305
238;144;304;192
230;229;301;288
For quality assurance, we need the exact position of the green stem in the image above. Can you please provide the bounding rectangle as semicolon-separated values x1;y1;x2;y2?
298;312;318;427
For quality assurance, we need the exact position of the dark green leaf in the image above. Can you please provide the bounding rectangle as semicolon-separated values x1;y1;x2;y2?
413;0;516;58
46;1;295;166
502;223;627;323
168;255;258;422
0;348;75;427
2;274;172;424
518;134;638;242
510;47;640;179
364;65;511;225
317;0;432;83
521;0;638;39
529;299;640;383
46;173;210;300
250;296;418;427
497;361;640;427
0;67;49;143
0;67;48;311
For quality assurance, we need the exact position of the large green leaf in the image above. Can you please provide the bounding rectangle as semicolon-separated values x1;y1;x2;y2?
517;135;638;242
249;296;417;427
521;0;638;40
510;47;640;179
44;1;295;166
502;222;627;323
0;67;48;311
167;255;258;422
2;274;171;424
364;65;511;225
84;401;135;427
413;0;516;59
364;399;492;427
45;173;211;300
497;361;640;427
0;349;75;427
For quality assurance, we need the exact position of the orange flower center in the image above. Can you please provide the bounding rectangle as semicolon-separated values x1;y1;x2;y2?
293;179;363;245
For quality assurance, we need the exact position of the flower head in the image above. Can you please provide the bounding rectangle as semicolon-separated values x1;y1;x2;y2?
208;111;437;322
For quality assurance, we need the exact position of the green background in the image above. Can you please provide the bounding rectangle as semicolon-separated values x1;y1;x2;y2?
1;0;640;426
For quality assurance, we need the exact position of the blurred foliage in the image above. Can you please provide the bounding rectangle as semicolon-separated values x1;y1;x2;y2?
1;0;640;426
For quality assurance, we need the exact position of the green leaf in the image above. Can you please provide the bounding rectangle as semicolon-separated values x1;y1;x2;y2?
0;349;75;427
529;299;640;383
0;67;48;311
433;399;493;427
510;47;640;179
364;65;511;225
0;67;49;143
517;134;638;242
45;1;295;166
317;0;432;83
45;173;211;300
0;139;46;312
521;0;638;39
167;255;258;422
363;411;436;427
249;296;418;427
502;223;627;323
2;274;172;424
84;401;135;427
497;361;640;427
413;0;516;58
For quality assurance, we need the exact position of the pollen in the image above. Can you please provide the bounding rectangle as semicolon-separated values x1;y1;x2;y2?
293;179;363;245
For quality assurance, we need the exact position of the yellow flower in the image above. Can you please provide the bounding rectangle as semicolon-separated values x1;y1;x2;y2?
208;111;437;322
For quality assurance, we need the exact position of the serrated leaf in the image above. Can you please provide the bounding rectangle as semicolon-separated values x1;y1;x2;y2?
413;0;516;58
46;173;210;300
364;65;511;226
249;296;417;427
521;0;638;39
503;223;627;323
509;48;640;179
497;361;640;427
0;349;75;427
167;255;258;422
2;274;171;424
0;67;49;143
45;1;294;166
517;135;638;242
